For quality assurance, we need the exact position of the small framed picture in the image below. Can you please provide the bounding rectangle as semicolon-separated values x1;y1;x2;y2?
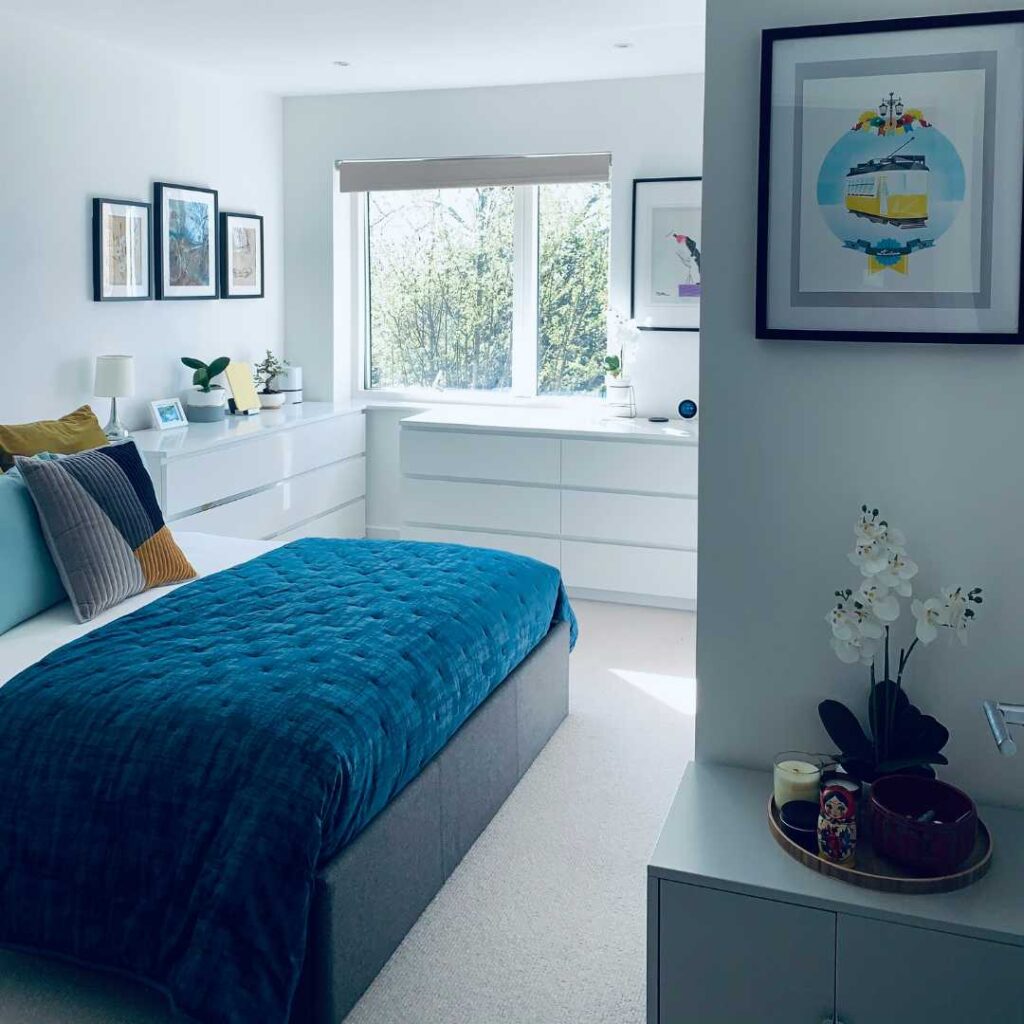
631;177;702;332
149;398;188;431
154;182;218;300
220;212;264;299
757;10;1024;342
92;198;151;301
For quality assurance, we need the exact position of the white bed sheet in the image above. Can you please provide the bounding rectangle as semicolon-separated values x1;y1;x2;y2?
0;532;277;688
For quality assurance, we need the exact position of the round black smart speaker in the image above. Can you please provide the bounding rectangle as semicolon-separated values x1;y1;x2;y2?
678;399;698;419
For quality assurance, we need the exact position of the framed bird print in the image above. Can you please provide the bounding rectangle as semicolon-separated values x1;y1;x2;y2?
631;177;702;332
756;10;1024;342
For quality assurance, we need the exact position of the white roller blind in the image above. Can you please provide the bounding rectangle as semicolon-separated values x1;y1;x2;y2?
337;153;611;193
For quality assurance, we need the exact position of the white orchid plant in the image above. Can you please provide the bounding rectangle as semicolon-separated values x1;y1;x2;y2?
605;310;641;379
820;506;983;781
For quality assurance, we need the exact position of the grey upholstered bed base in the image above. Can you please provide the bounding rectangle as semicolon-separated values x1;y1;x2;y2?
290;619;571;1024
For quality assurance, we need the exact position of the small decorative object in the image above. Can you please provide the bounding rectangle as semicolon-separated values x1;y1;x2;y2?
155;183;218;300
220;212;264;299
778;800;819;854
148;398;188;431
224;362;261;414
92;198;151;301
757;11;1024;342
821;506;984;783
252;350;288;408
870;774;977;874
181;355;230;422
678;399;697;419
817;778;859;865
773;751;823;808
93;355;135;440
631;177;701;331
272;363;303;405
604;311;639;417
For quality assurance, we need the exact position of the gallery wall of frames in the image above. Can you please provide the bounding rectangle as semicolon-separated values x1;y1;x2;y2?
93;183;265;303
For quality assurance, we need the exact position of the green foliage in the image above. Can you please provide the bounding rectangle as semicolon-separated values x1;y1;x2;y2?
367;183;609;394
253;350;286;393
182;355;230;392
603;354;621;377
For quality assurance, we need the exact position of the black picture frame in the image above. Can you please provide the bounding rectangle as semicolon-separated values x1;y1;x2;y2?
219;212;265;299
92;198;151;302
630;176;702;332
153;182;219;300
756;10;1024;343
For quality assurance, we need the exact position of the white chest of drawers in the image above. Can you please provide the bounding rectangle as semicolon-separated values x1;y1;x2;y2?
134;403;366;542
398;407;698;609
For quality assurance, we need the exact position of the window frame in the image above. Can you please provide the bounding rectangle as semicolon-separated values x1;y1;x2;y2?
355;180;609;404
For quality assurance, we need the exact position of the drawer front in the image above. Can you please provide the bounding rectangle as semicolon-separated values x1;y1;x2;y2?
172;457;365;540
657;880;835;1024
562;490;697;549
401;428;560;485
402;526;560;568
402;477;559;535
164;413;365;516
561;541;696;601
274;499;366;542
561;439;697;496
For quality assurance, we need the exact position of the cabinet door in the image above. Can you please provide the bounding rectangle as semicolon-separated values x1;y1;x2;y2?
836;915;1024;1024
657;880;836;1024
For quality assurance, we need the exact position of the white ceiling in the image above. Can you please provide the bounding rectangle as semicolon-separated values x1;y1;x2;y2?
3;0;705;96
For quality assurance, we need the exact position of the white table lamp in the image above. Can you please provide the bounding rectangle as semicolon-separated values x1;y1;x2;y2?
94;354;135;440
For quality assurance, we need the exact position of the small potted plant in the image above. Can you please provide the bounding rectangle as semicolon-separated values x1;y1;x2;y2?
253;350;288;409
605;311;639;418
821;505;983;783
181;356;230;422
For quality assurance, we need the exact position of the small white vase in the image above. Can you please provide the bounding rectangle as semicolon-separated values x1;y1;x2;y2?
188;387;227;408
259;392;287;410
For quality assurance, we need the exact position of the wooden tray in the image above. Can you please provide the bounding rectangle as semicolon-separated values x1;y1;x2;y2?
768;796;992;894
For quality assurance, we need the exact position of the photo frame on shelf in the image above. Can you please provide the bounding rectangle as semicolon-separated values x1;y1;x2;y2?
220;212;264;299
630;177;702;332
756;11;1024;343
148;398;188;431
92;198;151;301
154;182;218;300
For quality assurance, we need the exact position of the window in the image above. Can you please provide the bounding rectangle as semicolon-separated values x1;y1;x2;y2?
356;159;610;397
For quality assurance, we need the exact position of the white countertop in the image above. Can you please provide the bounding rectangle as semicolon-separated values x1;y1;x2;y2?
131;402;362;460
399;405;698;445
650;762;1024;948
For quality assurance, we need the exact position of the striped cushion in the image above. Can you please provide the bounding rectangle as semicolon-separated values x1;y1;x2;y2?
15;441;195;622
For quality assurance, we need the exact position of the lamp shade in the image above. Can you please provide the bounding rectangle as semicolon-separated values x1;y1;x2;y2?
94;355;135;398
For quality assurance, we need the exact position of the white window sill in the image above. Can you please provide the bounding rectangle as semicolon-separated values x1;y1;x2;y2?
355;388;606;413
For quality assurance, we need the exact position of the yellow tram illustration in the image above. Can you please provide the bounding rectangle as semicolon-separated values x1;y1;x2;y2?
844;149;929;229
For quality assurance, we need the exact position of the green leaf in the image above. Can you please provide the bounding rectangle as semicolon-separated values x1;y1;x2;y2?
181;357;206;370
192;369;209;388
206;356;231;379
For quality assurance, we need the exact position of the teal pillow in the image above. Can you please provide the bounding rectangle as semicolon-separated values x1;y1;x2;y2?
0;471;66;633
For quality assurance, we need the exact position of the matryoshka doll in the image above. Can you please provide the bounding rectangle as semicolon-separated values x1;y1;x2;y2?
817;778;858;865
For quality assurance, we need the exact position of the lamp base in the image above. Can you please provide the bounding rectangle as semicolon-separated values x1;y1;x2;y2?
102;397;129;442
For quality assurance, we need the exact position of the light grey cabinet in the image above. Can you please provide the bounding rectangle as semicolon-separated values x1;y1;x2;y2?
649;764;1024;1024
657;880;835;1024
836;916;1023;1024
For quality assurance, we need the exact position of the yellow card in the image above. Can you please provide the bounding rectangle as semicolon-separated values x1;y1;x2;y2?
224;362;260;413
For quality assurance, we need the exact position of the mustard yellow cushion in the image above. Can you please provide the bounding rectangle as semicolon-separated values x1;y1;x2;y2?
0;406;108;472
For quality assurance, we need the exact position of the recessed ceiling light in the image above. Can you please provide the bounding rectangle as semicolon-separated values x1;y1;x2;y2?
612;42;634;49
333;60;351;67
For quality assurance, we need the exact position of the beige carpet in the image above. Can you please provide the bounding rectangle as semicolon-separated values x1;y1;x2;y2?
0;600;695;1024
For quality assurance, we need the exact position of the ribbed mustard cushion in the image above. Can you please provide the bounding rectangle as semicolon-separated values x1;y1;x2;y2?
0;405;108;472
15;441;195;622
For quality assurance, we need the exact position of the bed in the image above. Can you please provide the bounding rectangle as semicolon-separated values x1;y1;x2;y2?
0;531;575;1024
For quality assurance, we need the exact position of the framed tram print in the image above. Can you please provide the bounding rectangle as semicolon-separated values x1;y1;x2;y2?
756;11;1024;342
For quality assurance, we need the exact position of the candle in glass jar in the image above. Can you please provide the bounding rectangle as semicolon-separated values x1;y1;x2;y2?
773;755;822;808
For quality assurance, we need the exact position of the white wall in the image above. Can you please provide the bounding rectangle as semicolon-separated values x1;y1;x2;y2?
283;75;704;416
0;15;284;431
697;0;1024;808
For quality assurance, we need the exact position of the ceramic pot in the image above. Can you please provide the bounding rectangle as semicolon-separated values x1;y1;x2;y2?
870;775;977;874
187;387;226;408
259;392;287;410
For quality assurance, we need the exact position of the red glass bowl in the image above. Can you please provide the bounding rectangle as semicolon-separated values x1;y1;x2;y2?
870;775;977;875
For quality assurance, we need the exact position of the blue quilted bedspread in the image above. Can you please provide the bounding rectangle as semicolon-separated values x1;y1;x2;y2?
0;539;576;1024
